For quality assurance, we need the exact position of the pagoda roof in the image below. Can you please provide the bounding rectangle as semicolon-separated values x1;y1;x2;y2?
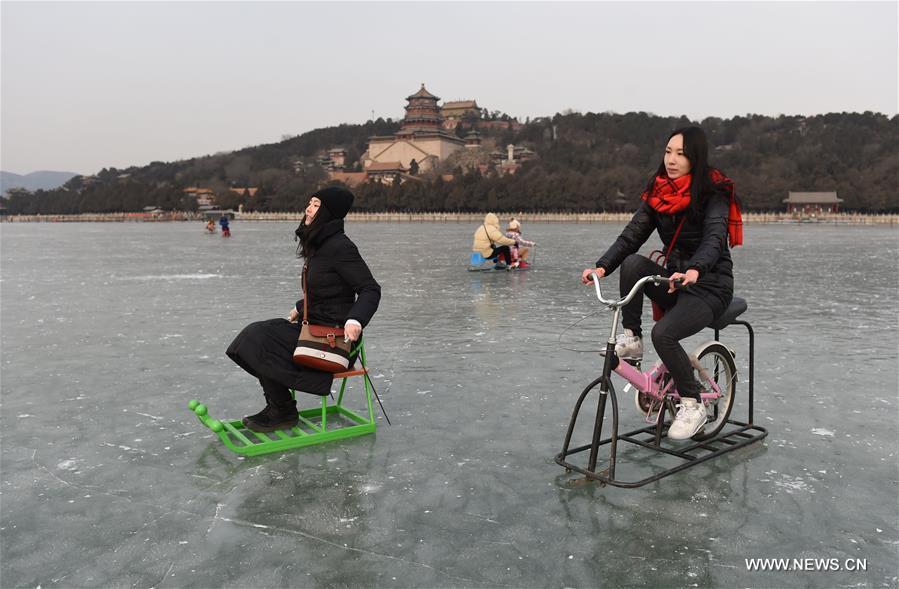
396;127;463;138
367;161;408;172
403;120;442;126
407;84;439;101
784;191;843;204
442;100;479;109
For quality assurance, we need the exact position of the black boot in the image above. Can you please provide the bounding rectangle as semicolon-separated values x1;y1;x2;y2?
242;393;273;427
242;404;273;427
244;404;298;433
245;380;298;433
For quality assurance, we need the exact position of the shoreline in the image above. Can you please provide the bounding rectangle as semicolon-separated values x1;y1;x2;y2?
2;211;897;225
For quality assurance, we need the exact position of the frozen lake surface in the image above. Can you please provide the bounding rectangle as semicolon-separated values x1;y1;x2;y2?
2;221;897;587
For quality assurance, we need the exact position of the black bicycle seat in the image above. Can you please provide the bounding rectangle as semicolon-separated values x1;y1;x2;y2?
709;297;748;330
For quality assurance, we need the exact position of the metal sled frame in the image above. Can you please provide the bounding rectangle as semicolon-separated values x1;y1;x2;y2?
555;320;768;488
188;341;376;456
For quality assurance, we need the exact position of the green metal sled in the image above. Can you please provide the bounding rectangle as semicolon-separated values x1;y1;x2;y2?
188;341;378;456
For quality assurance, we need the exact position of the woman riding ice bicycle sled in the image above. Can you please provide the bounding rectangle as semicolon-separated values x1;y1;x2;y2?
581;125;743;440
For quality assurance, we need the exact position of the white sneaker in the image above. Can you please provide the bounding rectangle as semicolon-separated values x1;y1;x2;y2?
667;398;707;440
615;329;643;361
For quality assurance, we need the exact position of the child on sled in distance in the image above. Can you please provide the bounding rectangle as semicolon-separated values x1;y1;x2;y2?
504;218;536;268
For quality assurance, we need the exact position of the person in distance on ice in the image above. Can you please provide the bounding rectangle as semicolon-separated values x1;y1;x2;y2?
472;212;516;268
504;218;536;268
226;186;381;433
580;126;743;440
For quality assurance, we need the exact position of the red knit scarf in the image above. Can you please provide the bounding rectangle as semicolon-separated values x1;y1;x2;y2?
641;169;743;247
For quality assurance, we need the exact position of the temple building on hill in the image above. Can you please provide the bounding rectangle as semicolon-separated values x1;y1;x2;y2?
183;187;216;210
783;191;843;214
441;100;481;130
318;148;348;171
490;143;537;175
464;130;482;148
441;100;480;120
328;171;367;188
362;85;465;174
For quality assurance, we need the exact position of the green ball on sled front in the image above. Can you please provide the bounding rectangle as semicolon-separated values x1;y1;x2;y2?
189;402;207;416
188;400;221;432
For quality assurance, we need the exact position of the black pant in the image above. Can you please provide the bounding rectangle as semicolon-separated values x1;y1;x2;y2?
618;254;714;400
260;377;297;411
488;246;512;264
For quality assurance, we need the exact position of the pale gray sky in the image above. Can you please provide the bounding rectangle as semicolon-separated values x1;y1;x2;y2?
1;1;896;175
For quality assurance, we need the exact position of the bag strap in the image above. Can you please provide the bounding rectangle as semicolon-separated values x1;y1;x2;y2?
483;224;495;247
301;264;309;323
659;215;687;266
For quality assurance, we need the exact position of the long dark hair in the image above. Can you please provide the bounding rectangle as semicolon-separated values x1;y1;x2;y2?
295;205;334;259
647;126;714;220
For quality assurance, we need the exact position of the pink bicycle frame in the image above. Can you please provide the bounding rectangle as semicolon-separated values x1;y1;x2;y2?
613;360;723;404
589;272;723;405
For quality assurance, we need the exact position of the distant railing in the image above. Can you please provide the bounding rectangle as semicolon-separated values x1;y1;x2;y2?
1;211;196;223
3;211;898;225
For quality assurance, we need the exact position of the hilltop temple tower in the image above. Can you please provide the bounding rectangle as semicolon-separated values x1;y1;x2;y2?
363;84;465;175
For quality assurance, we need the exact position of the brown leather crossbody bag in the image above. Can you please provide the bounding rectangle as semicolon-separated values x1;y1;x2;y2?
292;265;353;372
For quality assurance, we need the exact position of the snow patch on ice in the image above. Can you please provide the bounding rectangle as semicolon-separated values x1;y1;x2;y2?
57;459;81;471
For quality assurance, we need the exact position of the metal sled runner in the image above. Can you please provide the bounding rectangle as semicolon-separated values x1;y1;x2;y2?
188;341;381;456
555;275;768;488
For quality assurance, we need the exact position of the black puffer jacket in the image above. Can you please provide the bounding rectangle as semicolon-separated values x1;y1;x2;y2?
295;220;380;328
596;191;734;316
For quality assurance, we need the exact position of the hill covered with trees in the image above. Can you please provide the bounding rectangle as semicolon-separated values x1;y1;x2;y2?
3;111;896;215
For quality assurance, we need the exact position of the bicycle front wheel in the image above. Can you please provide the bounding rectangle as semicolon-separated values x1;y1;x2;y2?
690;341;737;441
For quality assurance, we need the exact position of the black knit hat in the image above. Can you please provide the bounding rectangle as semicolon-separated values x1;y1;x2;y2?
312;186;355;220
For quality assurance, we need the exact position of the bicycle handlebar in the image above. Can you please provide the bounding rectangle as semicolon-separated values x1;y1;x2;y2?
590;272;679;308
